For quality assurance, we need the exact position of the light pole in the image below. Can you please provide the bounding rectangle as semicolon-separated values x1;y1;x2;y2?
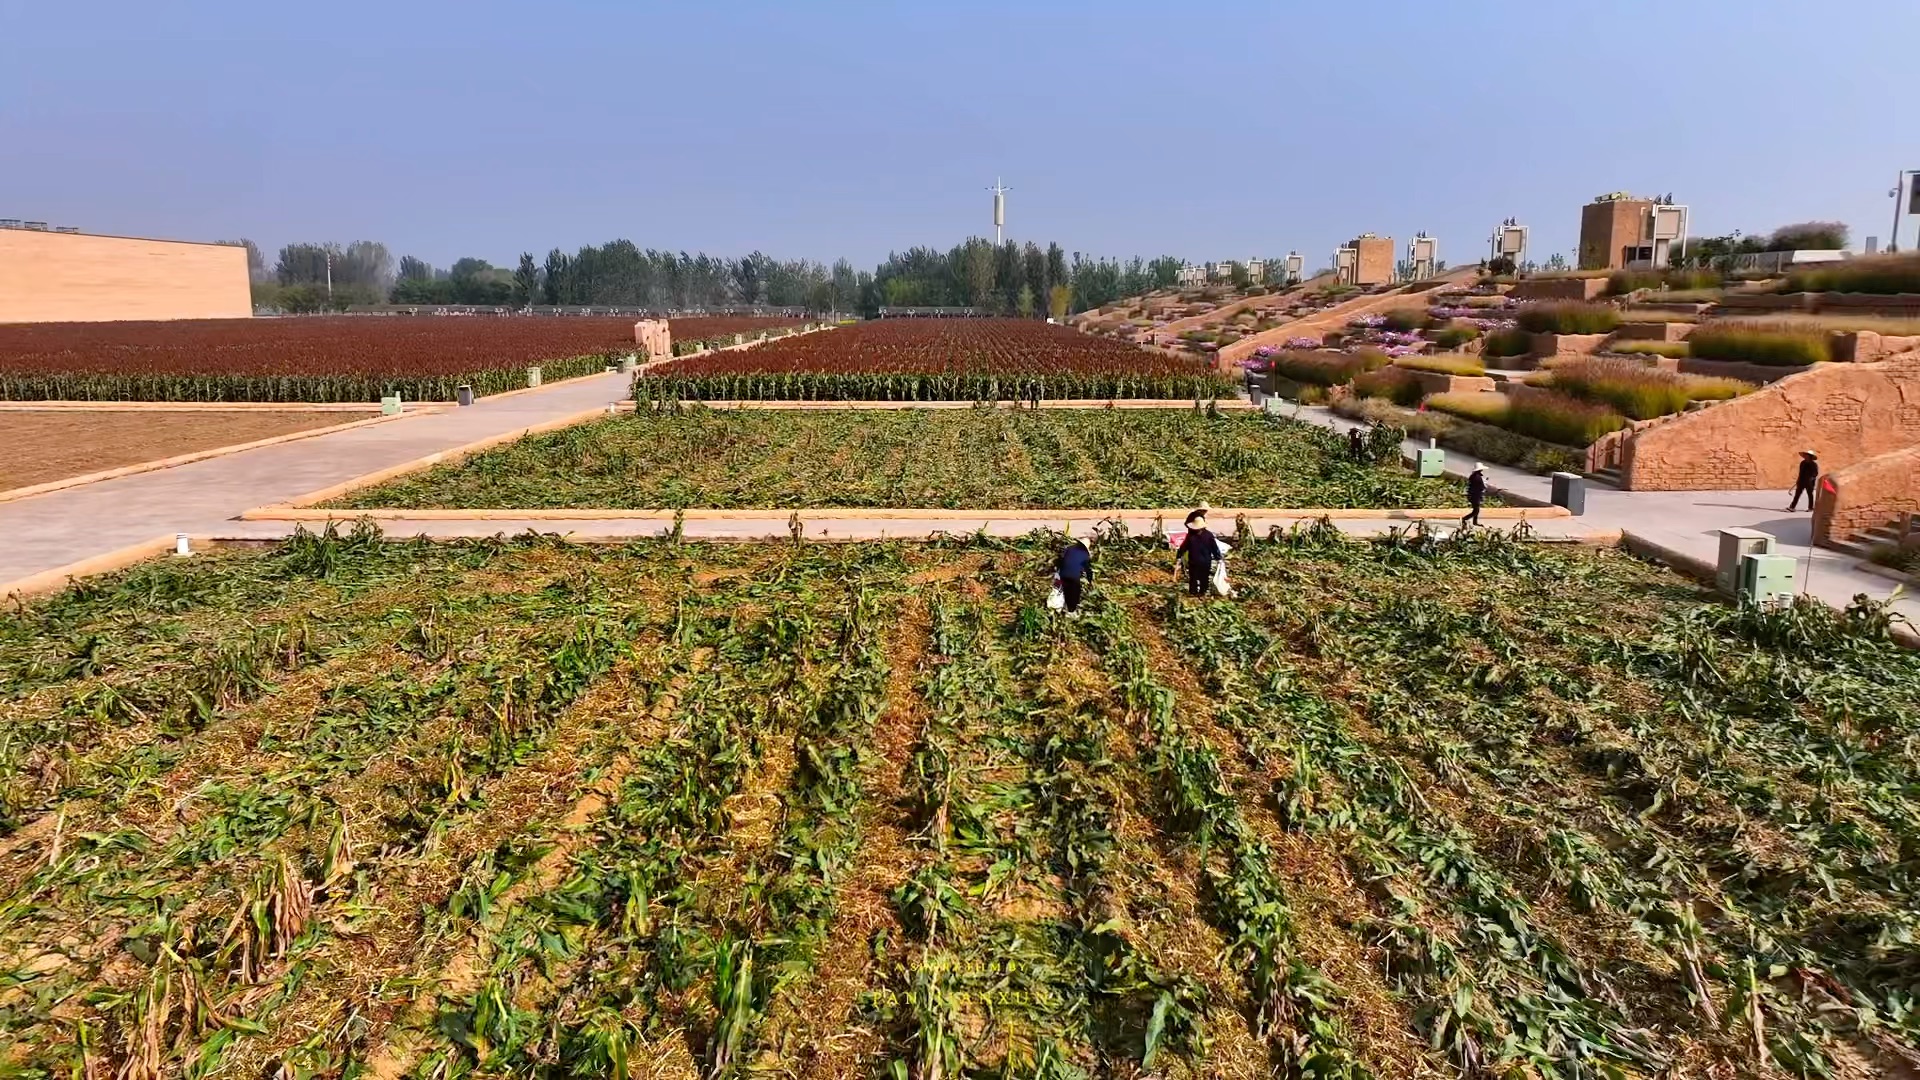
1890;170;1920;254
324;249;334;303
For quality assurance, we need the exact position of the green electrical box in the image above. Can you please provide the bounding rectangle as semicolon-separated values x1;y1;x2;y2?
1738;553;1796;606
1416;447;1445;478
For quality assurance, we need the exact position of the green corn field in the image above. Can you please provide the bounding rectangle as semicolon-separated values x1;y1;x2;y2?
1;524;1917;1079
332;407;1460;511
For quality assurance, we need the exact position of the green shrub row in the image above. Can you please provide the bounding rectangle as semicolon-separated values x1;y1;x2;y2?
1783;254;1920;295
1686;325;1831;366
1608;341;1690;358
1606;268;1723;295
1538;357;1750;420
1351;366;1423;406
1269;349;1388;387
1395;354;1486;377
1515;302;1623;335
1331;395;1585;475
1482;328;1534;358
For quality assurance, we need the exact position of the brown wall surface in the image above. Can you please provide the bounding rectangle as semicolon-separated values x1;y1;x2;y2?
1578;200;1650;270
0;230;250;323
1624;355;1920;490
1813;445;1920;545
1352;237;1395;286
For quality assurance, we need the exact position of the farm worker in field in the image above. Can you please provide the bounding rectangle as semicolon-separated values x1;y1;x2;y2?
1787;450;1819;512
1174;516;1220;597
1054;535;1095;617
1461;464;1488;528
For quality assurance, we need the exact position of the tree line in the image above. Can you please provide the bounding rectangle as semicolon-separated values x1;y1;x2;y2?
239;236;1187;316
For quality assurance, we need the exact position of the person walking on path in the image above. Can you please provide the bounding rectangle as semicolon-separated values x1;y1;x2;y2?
1175;516;1220;597
1055;536;1094;617
1461;464;1488;528
1787;450;1819;511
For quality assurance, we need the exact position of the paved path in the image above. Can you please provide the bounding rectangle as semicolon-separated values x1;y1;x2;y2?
5;378;1915;631
0;372;633;582
1278;401;1920;625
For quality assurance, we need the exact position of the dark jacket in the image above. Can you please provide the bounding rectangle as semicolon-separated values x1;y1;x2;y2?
1466;471;1487;502
1177;528;1218;574
1057;542;1093;582
1796;458;1819;488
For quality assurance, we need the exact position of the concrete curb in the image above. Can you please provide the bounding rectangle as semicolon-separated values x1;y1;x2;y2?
0;409;431;507
0;401;397;412
243;505;1573;524
0;533;213;603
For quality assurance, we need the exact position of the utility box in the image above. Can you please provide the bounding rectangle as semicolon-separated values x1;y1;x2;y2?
1550;472;1585;515
1417;447;1445;478
380;394;402;416
1738;553;1796;607
1715;528;1774;595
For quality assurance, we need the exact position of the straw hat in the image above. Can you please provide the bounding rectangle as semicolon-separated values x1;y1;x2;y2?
1472;462;1487;473
1190;516;1209;531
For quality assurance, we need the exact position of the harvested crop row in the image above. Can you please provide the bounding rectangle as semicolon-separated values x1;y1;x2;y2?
2;528;1916;1078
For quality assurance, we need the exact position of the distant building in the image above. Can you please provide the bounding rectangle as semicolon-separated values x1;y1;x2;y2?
1578;193;1690;270
1176;263;1207;287
1338;234;1394;287
1245;258;1264;283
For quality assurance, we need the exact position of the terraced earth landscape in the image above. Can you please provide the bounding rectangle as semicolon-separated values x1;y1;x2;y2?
2;526;1916;1079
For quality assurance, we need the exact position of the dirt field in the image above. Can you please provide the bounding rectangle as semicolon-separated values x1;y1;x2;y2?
0;409;373;491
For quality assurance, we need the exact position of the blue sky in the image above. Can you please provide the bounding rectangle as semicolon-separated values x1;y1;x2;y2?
4;0;1915;272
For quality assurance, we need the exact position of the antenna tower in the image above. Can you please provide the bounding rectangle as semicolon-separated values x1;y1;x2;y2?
988;178;1010;245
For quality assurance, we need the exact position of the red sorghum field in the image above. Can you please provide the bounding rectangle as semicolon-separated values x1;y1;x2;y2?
0;317;651;403
637;318;1232;400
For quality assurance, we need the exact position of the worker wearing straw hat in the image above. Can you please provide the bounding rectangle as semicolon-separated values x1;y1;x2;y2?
1174;514;1220;597
1787;450;1819;512
1461;464;1488;528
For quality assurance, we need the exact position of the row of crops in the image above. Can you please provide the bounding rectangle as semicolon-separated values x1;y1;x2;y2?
634;318;1234;401
2;525;1916;1077
0;316;794;403
330;407;1456;510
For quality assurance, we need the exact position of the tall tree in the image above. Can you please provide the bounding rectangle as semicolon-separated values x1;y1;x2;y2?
221;239;266;281
513;252;540;307
397;255;434;282
962;238;996;308
542;249;571;304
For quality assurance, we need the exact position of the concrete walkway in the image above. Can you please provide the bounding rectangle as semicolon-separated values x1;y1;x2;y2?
4;378;1915;632
0;372;634;583
1278;400;1920;624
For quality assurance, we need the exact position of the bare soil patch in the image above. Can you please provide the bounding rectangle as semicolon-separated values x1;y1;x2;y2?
0;409;373;490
